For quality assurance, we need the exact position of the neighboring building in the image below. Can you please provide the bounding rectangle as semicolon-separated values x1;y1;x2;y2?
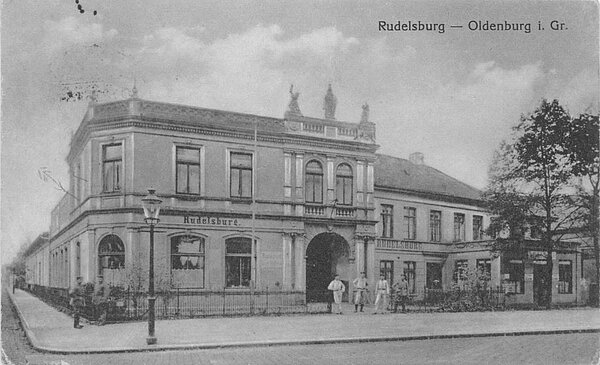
23;85;584;306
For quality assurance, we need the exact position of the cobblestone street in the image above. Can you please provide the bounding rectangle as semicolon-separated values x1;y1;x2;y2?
19;333;600;365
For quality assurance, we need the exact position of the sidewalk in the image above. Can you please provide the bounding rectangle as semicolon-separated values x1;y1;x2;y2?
9;289;600;354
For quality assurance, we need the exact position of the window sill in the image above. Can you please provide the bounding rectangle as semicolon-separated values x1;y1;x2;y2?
174;193;203;201
229;198;253;204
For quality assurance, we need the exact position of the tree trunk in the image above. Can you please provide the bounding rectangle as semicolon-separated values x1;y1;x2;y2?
592;185;600;307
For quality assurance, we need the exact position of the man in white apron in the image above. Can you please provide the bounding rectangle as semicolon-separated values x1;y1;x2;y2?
327;274;346;314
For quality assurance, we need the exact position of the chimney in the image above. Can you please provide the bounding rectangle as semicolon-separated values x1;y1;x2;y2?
409;152;424;165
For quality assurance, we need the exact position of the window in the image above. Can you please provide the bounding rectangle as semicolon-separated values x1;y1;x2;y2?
430;211;441;242
305;160;323;203
230;152;252;198
98;235;125;274
102;144;122;192
473;215;483;240
476;259;491;281
454;213;465;242
380;260;394;285
504;259;524;294
453;260;468;283
403;261;416;294
335;164;353;205
76;242;81;278
381;205;394;238
426;262;442;289
225;237;252;288
558;260;572;294
176;147;201;194
404;207;416;240
171;236;205;288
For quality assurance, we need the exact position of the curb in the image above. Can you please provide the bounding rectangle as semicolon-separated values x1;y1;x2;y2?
6;289;41;352
18;327;600;355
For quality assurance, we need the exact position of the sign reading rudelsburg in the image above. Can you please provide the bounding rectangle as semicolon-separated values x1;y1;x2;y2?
183;216;241;226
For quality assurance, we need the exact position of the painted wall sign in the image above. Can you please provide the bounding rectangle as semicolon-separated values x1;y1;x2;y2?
376;239;423;251
183;216;241;226
528;251;548;261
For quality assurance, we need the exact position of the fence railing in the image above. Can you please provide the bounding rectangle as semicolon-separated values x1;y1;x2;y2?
23;284;332;323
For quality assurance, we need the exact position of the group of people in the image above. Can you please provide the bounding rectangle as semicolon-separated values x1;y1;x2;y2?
327;272;410;315
69;275;111;329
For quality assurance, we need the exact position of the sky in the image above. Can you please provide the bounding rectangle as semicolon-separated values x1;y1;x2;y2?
1;0;598;264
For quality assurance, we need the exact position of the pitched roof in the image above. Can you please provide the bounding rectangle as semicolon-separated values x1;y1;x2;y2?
374;154;483;203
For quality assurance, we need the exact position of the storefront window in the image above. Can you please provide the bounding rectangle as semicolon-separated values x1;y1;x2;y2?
225;237;252;288
558;260;572;294
380;260;394;285
504;259;524;294
98;235;125;284
453;260;468;283
171;236;205;288
476;258;491;281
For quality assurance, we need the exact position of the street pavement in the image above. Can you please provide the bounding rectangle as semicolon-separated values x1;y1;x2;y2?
7;288;600;355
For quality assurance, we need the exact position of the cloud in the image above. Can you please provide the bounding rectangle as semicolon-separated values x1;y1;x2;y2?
43;17;118;52
377;61;544;188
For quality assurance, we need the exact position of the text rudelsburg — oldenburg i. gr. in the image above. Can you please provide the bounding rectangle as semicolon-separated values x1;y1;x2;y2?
378;20;533;34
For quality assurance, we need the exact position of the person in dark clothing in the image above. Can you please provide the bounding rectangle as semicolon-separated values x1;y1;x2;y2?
69;276;85;329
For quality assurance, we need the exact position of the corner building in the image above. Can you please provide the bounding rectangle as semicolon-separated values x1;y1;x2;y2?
32;86;584;307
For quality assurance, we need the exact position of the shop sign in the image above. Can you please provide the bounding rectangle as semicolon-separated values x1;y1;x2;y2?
527;251;548;261
376;239;423;251
183;215;241;226
525;273;533;281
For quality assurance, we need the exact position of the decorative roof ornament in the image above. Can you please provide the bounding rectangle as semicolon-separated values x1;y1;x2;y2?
360;102;370;123
131;78;138;98
88;89;98;106
323;84;337;120
287;84;302;116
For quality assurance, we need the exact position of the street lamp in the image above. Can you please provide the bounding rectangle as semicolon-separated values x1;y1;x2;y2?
141;188;162;345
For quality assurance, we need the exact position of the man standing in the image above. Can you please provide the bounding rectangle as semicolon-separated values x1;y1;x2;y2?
327;274;346;314
373;273;390;314
93;275;110;325
393;274;409;313
352;272;369;312
69;276;85;329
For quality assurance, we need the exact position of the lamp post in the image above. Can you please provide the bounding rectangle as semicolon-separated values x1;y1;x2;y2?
141;188;162;345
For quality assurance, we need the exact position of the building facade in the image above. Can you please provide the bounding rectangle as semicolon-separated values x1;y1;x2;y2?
24;86;584;306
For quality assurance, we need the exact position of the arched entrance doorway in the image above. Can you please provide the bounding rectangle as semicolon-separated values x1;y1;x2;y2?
306;232;351;302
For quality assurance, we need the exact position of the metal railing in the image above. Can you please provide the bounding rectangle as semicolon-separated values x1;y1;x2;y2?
23;284;332;323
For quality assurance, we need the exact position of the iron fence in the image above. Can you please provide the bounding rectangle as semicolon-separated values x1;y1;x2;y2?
23;285;332;323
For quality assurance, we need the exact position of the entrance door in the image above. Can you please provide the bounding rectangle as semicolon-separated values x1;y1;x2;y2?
306;233;350;302
426;263;443;289
533;263;548;307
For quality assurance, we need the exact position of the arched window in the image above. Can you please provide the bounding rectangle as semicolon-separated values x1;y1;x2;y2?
98;235;125;283
171;236;205;288
335;163;353;205
225;237;252;288
305;160;324;203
